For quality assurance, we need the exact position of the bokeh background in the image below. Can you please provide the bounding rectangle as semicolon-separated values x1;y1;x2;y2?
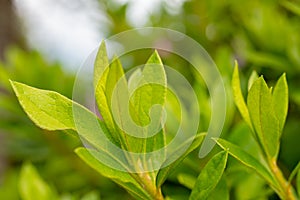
1;0;300;199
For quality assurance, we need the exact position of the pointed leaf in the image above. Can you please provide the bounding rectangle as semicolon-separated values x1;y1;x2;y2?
272;73;288;133
94;41;109;89
214;138;277;187
232;62;253;131
189;151;228;200
10;81;118;149
248;70;259;91
11;81;76;131
247;77;280;158
94;42;118;141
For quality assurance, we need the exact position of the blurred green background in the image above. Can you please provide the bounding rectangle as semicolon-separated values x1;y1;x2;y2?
0;0;300;199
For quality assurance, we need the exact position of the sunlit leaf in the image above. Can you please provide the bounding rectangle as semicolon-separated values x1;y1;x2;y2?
232;62;253;131
11;81;76;131
248;70;259;91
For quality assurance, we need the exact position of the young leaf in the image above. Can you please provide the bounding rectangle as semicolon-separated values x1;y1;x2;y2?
94;42;117;140
157;133;206;187
272;73;288;133
10;80;119;149
10;81;76;131
214;138;277;187
232;62;253;131
94;41;109;89
19;162;57;200
75;147;152;200
189;151;228;200
248;70;259;91
247;77;280;158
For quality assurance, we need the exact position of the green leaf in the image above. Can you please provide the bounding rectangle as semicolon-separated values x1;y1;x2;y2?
75;147;152;200
10;81;76;131
232;62;253;131
207;176;229;200
248;70;259;91
177;173;196;190
19;162;57;200
130;50;166;127
247;77;280;158
272;73;288;133
94;41;109;89
10;80;119;150
94;48;120;144
189;151;228;200
214;138;277;187
157;133;206;187
288;161;300;183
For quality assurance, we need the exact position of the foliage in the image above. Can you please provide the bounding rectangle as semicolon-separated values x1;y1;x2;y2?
10;44;210;199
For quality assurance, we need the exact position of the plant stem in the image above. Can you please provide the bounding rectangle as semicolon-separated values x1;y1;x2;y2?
138;173;164;200
269;159;297;200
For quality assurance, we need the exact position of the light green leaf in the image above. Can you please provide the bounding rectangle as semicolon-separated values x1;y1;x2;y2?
189;151;228;200
19;162;57;200
130;50;167;127
177;173;196;190
75;147;152;200
10;81;76;131
94;41;109;89
248;70;259;91
157;133;206;187
10;80;118;149
247;77;280;158
94;51;121;145
214;138;277;188
272;73;288;133
232;62;253;131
